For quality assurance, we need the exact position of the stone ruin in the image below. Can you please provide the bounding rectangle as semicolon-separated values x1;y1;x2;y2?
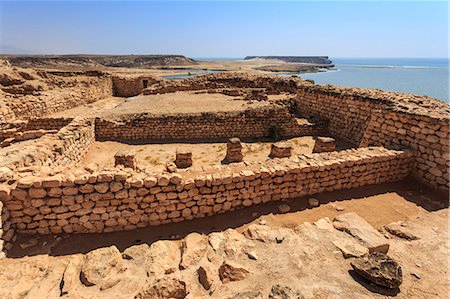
223;138;243;163
269;142;293;158
114;150;137;169
175;150;193;168
0;68;448;258
313;136;336;153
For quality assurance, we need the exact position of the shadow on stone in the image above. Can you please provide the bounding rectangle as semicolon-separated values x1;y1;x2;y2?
348;270;400;297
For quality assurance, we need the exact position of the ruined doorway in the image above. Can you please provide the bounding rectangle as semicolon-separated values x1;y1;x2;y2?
143;79;148;88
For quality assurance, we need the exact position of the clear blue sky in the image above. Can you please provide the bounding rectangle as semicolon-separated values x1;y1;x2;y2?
0;1;447;58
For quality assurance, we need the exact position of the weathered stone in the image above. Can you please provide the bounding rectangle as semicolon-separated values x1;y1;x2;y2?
80;246;126;287
219;260;249;283
180;232;208;269
384;222;419;241
333;213;389;253
223;138;243;163
269;142;292;159
307;198;320;208
228;291;263;299
332;239;369;258
269;284;305;299
175;150;192;169
278;204;291;213
351;252;403;289
114;150;136;169
313;136;336;153
135;277;187;299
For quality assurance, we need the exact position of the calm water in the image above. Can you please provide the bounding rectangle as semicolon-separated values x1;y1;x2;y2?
177;57;449;102
298;58;449;102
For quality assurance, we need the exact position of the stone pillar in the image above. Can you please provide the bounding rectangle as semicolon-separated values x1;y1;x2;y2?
175;150;193;168
223;138;243;163
269;142;292;158
114;150;137;169
313;137;336;153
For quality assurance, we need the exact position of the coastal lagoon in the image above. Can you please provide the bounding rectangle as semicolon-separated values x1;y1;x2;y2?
298;58;449;102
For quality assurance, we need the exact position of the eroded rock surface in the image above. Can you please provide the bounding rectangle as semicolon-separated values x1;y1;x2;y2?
351;252;403;289
333;212;390;253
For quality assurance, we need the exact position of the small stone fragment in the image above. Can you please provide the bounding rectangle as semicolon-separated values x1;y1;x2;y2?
307;198;320;208
278;204;291;213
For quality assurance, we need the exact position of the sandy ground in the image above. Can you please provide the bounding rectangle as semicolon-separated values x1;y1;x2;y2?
46;96;125;118
104;91;280;116
82;137;316;171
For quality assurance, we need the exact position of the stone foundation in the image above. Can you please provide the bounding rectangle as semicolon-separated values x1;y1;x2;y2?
269;142;292;158
1;147;413;235
95;106;318;142
175;150;193;168
296;85;449;191
223;138;243;163
313;137;336;153
114;151;137;169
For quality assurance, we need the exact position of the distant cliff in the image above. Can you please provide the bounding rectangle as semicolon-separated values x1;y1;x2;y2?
244;56;333;65
0;54;196;69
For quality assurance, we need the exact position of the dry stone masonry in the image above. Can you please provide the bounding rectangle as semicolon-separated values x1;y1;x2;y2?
95;105;318;142
0;70;448;256
223;138;243;163
1;147;412;235
115;150;137;170
269;142;292;159
313;136;336;153
175;150;193;168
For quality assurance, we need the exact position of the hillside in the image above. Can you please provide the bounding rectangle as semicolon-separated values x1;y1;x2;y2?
0;54;196;69
245;56;333;66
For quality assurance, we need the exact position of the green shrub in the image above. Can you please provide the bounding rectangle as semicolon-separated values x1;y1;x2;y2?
305;79;315;84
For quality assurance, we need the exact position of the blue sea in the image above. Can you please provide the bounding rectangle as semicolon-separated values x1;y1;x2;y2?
188;57;449;102
296;58;449;103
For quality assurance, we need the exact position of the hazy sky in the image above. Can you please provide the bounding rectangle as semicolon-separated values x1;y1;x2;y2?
0;1;448;57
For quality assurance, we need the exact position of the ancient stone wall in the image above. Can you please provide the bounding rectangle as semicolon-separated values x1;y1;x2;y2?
361;110;449;191
0;200;14;257
3;76;112;120
112;76;159;97
1;147;412;235
296;87;383;145
296;85;450;191
95;106;316;141
0;118;95;170
143;72;302;95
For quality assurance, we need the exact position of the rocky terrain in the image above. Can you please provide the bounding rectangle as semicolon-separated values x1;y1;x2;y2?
0;208;447;299
0;55;196;70
244;56;333;66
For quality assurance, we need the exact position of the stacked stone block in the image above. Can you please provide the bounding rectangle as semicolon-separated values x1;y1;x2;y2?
269;142;292;158
1;147;413;235
0;199;15;257
115;150;137;169
95;106;319;141
175;150;193;168
0;117;95;170
313;137;336;153
296;85;450;192
361;110;449;191
4;75;112;120
223;138;243;163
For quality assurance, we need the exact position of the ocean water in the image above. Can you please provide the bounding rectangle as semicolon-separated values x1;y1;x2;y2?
297;58;449;102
